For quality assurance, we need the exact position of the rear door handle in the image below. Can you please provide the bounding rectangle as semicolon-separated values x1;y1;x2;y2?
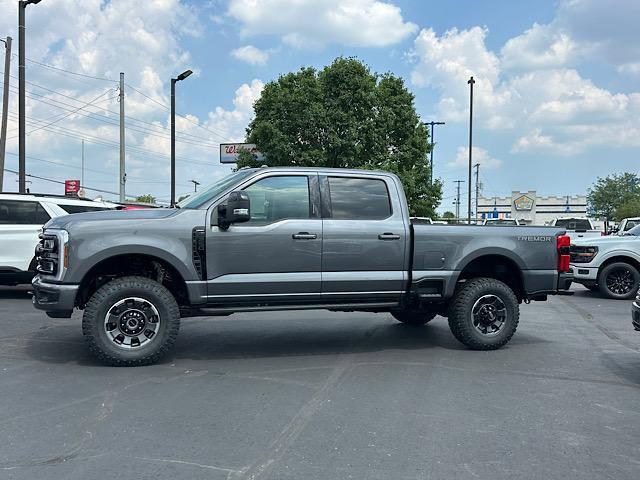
292;232;317;240
378;233;400;240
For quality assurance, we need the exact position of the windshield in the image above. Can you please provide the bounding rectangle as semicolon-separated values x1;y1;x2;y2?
624;224;640;236
178;170;255;209
554;218;592;230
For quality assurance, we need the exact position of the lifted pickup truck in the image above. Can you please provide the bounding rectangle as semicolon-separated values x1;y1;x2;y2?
33;167;573;366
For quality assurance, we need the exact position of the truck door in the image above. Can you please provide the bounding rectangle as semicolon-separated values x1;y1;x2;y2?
320;175;407;303
205;173;322;304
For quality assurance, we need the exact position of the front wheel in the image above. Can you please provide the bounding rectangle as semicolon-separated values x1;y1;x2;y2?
448;278;519;350
598;262;640;300
391;310;437;325
82;276;180;366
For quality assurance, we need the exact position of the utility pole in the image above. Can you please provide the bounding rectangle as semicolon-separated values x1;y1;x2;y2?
189;179;200;193
0;36;12;192
119;72;125;202
81;139;85;190
423;121;445;185
453;180;465;221
467;76;475;224
18;0;41;193
474;163;480;222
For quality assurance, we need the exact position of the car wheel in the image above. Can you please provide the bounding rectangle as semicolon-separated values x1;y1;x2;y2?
598;262;640;300
391;310;437;325
82;276;180;366
448;278;519;350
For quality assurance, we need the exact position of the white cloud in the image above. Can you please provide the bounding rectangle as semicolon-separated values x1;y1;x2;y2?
448;147;502;169
501;23;576;71
231;45;269;65
617;62;640;77
408;20;640;155
227;0;417;49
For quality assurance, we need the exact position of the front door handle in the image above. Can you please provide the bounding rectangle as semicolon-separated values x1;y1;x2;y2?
292;232;317;240
378;233;400;240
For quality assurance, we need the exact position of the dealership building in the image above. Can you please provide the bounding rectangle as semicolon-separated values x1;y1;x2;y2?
477;191;588;225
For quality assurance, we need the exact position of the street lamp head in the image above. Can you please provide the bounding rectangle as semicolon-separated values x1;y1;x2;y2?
176;69;193;81
24;0;43;5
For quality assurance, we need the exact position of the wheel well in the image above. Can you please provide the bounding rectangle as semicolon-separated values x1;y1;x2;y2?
76;254;189;308
598;256;640;276
458;255;524;300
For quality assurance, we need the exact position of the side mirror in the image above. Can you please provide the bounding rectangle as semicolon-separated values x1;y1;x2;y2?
219;191;250;229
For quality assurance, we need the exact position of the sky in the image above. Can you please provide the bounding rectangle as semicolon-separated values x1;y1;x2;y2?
0;0;638;211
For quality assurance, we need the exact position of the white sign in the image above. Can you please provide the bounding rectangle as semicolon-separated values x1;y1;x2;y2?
220;143;264;164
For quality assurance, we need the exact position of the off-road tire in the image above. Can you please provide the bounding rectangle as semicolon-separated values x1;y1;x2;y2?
82;276;180;366
448;278;519;350
391;310;437;325
598;262;640;300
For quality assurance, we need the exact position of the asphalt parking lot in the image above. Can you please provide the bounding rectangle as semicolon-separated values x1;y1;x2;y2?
1;286;639;480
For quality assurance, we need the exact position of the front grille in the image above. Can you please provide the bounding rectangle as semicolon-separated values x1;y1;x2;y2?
36;233;59;277
569;245;598;263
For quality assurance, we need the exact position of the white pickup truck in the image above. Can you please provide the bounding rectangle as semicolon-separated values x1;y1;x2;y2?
570;224;640;299
550;217;603;241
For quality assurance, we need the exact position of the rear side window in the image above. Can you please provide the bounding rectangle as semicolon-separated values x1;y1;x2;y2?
328;177;391;220
59;205;110;214
0;200;51;225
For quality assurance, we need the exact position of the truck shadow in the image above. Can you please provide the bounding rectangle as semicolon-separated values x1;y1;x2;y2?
23;315;550;366
0;286;32;300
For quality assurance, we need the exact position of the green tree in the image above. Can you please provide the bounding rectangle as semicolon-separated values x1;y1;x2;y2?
442;211;455;219
587;172;640;219
177;194;190;203
614;198;640;221
238;57;442;217
135;194;156;204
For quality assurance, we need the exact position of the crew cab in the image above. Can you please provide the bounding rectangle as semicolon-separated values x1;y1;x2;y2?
32;167;572;366
570;224;640;299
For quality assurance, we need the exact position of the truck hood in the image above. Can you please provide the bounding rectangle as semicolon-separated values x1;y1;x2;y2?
45;208;178;230
572;235;639;247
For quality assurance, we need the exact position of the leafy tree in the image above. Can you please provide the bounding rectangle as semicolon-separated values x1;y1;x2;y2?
238;57;443;217
442;211;455;219
587;173;640;219
177;194;190;203
135;194;156;204
614;198;640;221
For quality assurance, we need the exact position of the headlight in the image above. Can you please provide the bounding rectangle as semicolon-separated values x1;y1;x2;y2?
36;230;69;279
570;245;598;263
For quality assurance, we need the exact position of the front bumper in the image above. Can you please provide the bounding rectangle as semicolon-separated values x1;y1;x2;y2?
32;276;79;318
569;264;598;284
633;300;640;331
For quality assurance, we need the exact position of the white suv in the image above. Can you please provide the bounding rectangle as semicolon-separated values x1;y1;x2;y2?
0;194;117;285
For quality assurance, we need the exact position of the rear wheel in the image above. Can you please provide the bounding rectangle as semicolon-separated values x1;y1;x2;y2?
391;310;437;325
598;262;639;300
82;276;180;366
448;278;519;350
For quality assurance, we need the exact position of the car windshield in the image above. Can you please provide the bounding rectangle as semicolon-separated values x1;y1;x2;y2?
178;170;255;209
624;225;640;236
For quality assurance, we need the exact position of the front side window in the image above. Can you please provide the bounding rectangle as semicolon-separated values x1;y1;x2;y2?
242;176;311;224
0;200;51;225
328;177;392;220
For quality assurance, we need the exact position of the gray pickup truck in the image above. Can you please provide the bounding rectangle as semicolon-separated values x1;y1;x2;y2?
33;167;573;366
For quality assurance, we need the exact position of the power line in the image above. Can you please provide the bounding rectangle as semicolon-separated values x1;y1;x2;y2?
17;54;117;83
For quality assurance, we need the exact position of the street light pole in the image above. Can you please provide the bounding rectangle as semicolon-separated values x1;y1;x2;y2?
423;121;445;185
170;69;192;207
18;0;42;194
467;76;475;224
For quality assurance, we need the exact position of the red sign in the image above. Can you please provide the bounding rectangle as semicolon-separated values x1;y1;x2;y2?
65;180;80;196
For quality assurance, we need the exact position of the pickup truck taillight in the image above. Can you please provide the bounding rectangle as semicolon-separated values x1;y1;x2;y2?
557;235;570;272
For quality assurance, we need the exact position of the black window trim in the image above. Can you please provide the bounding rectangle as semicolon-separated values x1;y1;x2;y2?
322;175;393;221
